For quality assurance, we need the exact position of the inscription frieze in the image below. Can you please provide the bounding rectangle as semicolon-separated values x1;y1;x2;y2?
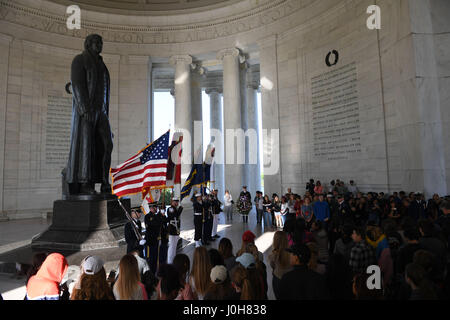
0;0;303;44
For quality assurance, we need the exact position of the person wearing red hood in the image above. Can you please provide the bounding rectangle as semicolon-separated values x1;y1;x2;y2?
236;231;264;262
26;253;68;300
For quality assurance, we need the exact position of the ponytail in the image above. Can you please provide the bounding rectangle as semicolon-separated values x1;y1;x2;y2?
232;266;254;300
240;278;254;300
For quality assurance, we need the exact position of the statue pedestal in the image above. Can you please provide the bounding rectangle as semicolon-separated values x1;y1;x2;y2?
31;197;129;251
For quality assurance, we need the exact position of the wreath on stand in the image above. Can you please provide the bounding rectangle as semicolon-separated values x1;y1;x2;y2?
237;194;252;216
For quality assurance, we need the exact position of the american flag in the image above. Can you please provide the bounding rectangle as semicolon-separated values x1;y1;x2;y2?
110;131;170;198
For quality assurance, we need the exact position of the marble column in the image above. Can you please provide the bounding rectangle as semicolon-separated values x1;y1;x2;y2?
258;35;281;196
246;72;262;194
217;48;244;201
240;61;250;194
169;55;193;190
191;64;204;165
0;34;12;219
207;88;225;200
148;58;154;143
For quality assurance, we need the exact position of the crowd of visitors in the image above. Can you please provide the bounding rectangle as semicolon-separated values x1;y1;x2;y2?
255;179;450;300
5;178;450;300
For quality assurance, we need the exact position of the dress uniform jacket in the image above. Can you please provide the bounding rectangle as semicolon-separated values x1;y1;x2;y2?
124;218;142;254
167;205;183;236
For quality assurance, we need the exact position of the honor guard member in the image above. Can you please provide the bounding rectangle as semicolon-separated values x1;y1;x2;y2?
158;204;169;268
124;209;145;256
211;190;222;239
144;202;168;275
166;197;183;264
193;193;206;247
203;193;215;245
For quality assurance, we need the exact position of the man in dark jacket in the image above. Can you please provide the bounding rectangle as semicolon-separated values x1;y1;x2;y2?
279;243;329;300
167;197;183;264
145;203;168;275
193;193;208;247
337;194;353;227
124;209;144;256
408;193;427;221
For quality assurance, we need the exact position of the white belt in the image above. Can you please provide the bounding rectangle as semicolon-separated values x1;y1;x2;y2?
194;213;202;216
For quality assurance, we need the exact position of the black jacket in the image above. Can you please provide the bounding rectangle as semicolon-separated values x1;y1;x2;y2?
211;198;222;215
193;200;210;221
124;219;142;254
408;200;426;220
278;265;330;300
144;212;168;245
167;205;183;236
337;201;353;226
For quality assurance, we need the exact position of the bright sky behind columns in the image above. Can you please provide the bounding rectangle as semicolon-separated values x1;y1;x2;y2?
153;90;263;189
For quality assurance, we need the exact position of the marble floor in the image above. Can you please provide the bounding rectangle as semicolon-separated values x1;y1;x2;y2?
0;206;277;300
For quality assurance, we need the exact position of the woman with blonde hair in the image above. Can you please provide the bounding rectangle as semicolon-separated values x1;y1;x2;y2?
113;254;147;300
268;231;292;299
189;246;212;300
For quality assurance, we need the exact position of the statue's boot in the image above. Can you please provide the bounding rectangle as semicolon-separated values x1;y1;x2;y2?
101;183;112;194
80;183;96;195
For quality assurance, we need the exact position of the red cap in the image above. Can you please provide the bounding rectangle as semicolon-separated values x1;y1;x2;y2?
242;230;256;243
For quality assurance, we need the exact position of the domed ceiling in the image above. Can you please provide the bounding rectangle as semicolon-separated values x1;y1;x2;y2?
48;0;245;13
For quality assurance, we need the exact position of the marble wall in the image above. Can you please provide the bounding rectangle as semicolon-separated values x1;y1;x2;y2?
0;0;448;219
271;0;449;197
275;0;389;194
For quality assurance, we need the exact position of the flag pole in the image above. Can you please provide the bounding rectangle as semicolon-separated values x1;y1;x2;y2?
117;198;142;241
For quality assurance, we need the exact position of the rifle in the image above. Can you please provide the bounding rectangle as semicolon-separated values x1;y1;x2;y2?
117;198;143;241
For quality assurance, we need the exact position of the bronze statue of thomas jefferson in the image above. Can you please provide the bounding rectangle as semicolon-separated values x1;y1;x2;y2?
65;34;113;195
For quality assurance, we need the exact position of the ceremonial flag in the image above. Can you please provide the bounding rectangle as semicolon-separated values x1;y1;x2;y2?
141;189;160;215
180;162;212;201
204;143;215;185
110;130;170;198
166;132;183;186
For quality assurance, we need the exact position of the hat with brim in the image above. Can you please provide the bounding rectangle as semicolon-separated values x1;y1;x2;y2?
210;265;228;284
82;255;104;275
236;253;256;269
